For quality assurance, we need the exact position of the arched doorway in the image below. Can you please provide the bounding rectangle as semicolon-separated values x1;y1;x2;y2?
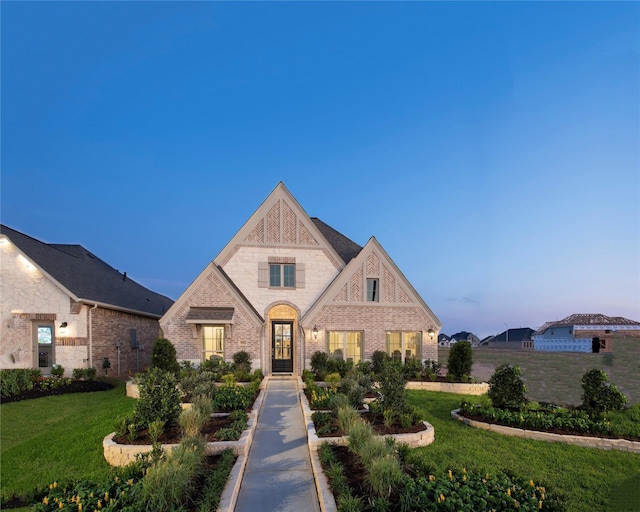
267;304;298;374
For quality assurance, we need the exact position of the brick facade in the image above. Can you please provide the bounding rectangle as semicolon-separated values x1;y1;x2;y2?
160;183;441;375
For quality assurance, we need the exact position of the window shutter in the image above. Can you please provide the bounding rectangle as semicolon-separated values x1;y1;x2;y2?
258;262;269;288
296;262;305;288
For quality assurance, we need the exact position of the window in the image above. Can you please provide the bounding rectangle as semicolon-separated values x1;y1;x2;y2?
328;331;363;364
386;331;422;363
366;278;379;302
203;326;224;361
269;263;295;288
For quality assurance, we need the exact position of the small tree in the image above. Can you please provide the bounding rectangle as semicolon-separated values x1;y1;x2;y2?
488;364;527;409
371;350;390;375
151;338;180;374
581;369;626;417
135;367;182;429
447;340;473;381
376;358;408;424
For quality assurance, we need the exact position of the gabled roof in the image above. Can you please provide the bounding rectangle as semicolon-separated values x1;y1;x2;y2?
491;328;535;343
1;225;174;318
536;313;640;333
310;218;362;264
450;331;480;343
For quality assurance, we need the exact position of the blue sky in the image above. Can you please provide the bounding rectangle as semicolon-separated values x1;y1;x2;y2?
2;1;638;339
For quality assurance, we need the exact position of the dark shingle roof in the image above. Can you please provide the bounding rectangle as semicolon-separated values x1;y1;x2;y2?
1;225;174;317
310;218;362;264
492;328;535;343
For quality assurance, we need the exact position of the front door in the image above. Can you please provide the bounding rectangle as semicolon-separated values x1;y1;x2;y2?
34;323;55;374
272;321;293;373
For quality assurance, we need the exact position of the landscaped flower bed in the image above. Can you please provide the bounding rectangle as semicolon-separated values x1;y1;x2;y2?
319;443;564;512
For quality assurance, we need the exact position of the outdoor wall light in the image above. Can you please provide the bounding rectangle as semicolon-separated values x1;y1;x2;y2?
312;325;318;340
60;322;68;329
427;328;435;340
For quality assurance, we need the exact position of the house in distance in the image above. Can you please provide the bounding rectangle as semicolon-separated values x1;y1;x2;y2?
160;182;441;375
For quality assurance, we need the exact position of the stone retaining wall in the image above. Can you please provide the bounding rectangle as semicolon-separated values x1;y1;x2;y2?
103;387;265;466
406;381;489;394
300;388;435;449
451;409;640;453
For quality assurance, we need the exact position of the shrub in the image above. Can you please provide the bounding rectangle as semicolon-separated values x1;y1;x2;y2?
447;340;472;381
339;376;366;409
376;358;408;422
0;369;41;396
423;359;442;378
310;351;330;378
325;372;341;390
179;407;208;438
232;350;252;374
581;369;627;416
402;357;423;380
371;350;390;375
150;338;180;375
50;364;64;378
180;370;218;402
356;360;373;375
135;367;182;429
488;364;527;409
148;419;164;444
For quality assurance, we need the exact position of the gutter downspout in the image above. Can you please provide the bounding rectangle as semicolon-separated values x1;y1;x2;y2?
89;304;98;368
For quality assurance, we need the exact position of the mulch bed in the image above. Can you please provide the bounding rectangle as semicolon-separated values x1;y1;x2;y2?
112;416;237;445
1;379;114;404
315;411;427;437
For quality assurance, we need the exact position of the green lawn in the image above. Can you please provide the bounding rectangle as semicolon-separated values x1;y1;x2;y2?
408;390;640;512
0;381;136;505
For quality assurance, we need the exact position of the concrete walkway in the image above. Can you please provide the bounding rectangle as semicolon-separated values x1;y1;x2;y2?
234;377;321;512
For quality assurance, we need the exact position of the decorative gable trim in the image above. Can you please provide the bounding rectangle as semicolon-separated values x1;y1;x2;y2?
301;237;441;329
213;182;344;269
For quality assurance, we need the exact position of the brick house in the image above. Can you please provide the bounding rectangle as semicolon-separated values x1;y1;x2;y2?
160;182;441;376
0;225;174;377
533;313;640;353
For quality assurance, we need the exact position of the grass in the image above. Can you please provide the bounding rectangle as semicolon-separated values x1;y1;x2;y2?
407;390;640;512
0;380;136;505
440;333;640;405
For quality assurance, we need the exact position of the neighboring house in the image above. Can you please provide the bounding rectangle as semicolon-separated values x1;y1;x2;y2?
449;331;481;347
484;328;535;350
0;225;174;377
160;182;441;376
533;313;640;353
438;333;451;346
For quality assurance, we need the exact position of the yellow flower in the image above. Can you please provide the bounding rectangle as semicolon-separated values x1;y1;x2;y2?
49;484;53;490
43;497;49;505
486;473;490;480
97;501;102;509
53;482;57;488
507;488;512;496
78;503;83;511
127;479;134;486
529;479;535;487
539;500;543;510
59;503;64;509
448;469;453;480
428;474;435;482
514;499;519;509
104;492;109;500
463;467;467;474
463;475;467;482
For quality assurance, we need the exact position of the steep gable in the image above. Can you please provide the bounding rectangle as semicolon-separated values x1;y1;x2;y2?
215;182;347;269
302;236;441;328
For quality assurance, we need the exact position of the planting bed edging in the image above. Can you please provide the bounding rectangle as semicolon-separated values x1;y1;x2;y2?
406;381;489;395
126;379;265;400
103;387;266;466
300;388;435;449
451;409;640;453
